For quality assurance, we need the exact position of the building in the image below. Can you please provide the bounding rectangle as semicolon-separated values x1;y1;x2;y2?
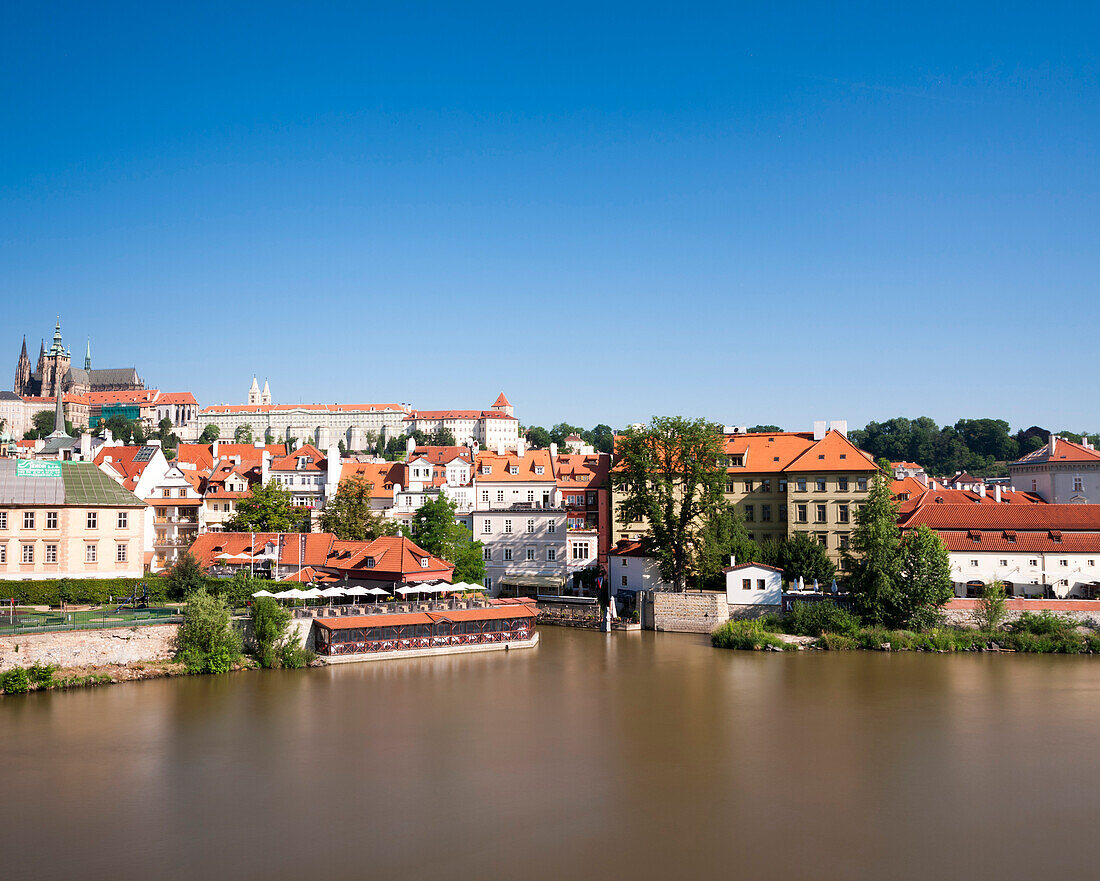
899;500;1100;598
154;392;200;440
21;394;90;431
403;394;519;448
1009;435;1100;504
0;459;146;580
14;321;143;398
611;422;879;573
85;389;161;429
555;451;611;570
0;391;29;440
724;562;783;609
145;463;205;571
608;539;671;598
265;443;336;510
472;444;565;596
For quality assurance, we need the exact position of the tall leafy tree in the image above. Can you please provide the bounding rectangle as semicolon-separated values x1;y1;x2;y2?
525;426;552;449
695;505;760;590
613;416;727;591
761;534;836;586
234;423;253;443
429;427;457;446
896;524;954;628
199;424;220;443
588;424;615;454
166;549;207;599
844;473;902;626
226;482;305;532
318;474;399;540
410;495;486;584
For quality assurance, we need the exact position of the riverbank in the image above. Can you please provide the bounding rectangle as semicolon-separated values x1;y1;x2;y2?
0;657;261;695
712;610;1100;654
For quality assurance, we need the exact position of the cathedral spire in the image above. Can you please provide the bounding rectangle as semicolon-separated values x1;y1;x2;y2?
85;337;91;371
20;336;27;360
48;385;69;439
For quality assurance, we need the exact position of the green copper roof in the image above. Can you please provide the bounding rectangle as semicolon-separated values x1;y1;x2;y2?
60;461;144;506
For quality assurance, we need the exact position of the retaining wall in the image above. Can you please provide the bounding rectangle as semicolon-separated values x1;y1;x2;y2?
651;591;730;633
943;598;1100;628
0;624;180;671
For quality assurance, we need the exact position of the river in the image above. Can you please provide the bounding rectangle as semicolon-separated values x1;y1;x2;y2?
3;627;1100;880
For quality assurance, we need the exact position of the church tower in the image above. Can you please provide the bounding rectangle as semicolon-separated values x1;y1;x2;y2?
248;376;262;405
84;338;92;371
14;336;31;395
261;379;271;406
44;319;71;398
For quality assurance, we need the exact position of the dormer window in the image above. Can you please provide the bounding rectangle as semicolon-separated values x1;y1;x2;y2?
365;557;375;568
508;466;519;475
481;465;492;475
534;466;545;475
728;455;744;467
420;558;429;568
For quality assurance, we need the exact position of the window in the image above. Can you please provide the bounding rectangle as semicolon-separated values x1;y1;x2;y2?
482;520;491;534
504;548;513;561
725;482;736;493
86;544;97;563
87;512;97;529
45;544;57;563
23;512;34;529
757;579;765;590
496;490;504;503
526;519;535;533
483;548;492;561
548;520;556;533
744;480;754;492
1032;480;1037;492
573;542;590;560
420;557;429;568
365;558;376;568
729;455;743;467
745;505;754;522
815;504;827;523
1060;559;1068;567
527;491;535;502
742;578;751;591
1074;477;1084;492
42;511;58;530
778;479;787;492
970;559;979;567
508;466;519;475
796;504;808;523
796;478;807;492
761;480;771;493
816;533;828;547
999;559;1008;567
838;477;849;492
1029;559;1038;567
621;575;628;587
162;488;170;498
857;477;868;492
839;534;850;550
0;512;5;529
526;548;535;561
761;505;771;522
838;504;849;524
535;466;545;475
22;544;34;563
504;519;512;534
0;545;5;563
815;478;826;492
547;548;556;561
484;577;492;590
117;543;128;563
481;491;489;503
779;504;787;521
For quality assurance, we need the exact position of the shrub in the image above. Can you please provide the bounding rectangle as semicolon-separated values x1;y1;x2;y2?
786;600;860;637
249;597;292;668
176;588;242;674
278;641;315;669
0;578;168;607
1013;611;1076;637
2;667;30;694
820;632;857;651
972;581;1008;632
1086;634;1100;654
712;619;790;651
27;662;57;689
757;612;785;632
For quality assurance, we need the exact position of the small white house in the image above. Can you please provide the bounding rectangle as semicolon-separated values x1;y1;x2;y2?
724;562;783;607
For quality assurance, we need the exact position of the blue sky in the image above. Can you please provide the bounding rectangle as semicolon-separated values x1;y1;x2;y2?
2;2;1097;432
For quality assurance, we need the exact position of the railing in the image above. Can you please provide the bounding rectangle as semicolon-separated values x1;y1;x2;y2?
0;606;183;637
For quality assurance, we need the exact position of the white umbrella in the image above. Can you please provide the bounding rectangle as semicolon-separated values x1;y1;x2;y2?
251;589;276;598
320;587;347;598
396;585;423;596
798;576;806;592
345;586;369;597
366;587;390;595
273;589;303;599
300;587;325;599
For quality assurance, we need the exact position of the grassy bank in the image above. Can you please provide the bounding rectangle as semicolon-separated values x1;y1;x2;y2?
712;606;1100;655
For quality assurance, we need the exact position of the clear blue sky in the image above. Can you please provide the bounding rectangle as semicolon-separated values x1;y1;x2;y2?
2;2;1097;432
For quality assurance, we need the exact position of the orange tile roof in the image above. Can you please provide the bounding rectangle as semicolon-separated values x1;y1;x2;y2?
933;530;1100;553
188;532;336;570
898;487;1045;515
1013;437;1100;466
314;603;536;631
404;409;517;421
269;443;327;472
83;390;160;406
493;392;511;408
554;453;610;489
724;430;877;474
901;504;1100;531
326;536;453;579
410;445;473;465
339;461;405;499
891;475;928;500
474;448;556;483
200;403;408;414
157;392;197;405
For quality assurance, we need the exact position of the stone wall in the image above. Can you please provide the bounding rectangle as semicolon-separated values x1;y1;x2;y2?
728;603;781;620
943;598;1100;628
651;591;730;633
0;624;180;672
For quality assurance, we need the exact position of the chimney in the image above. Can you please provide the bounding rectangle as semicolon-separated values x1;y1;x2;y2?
994;485;1002;503
829;420;848;437
549;442;558;458
496;443;504;456
261;451;271;484
1050;434;1057;456
79;432;92;460
978;483;986;498
729;555;736;567
516;438;525;458
813;420;827;441
212;439;219;458
406;436;416;456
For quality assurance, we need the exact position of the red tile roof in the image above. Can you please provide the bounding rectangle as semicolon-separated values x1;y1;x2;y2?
157;392;198;405
1013;437;1100;466
901;504;1100;531
269;443;327;472
554;453;610;489
325;536;453;581
724;430;877;474
314;603;536;631
934;530;1100;553
474;448;556;483
200;403;408;414
188;532;336;570
410;445;473;465
339;461;406;499
493;392;511;408
404;409;517;421
83;390;160;406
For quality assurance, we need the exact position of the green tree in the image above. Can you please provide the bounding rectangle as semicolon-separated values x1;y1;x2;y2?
589;424;615;454
550;422;584;445
176;588;242;674
410;495;486;584
318;474;399;540
612;416;727;591
746;425;782;433
33;409;74;437
429;426;457;446
972;579;1008;633
166;550;207;599
896;524;954;628
234;423;253;443
695;505;760;590
248;596;292;668
844;473;902;626
227;482;305;532
525;426;552;449
132;422;147;444
199;424;220;443
761;534;836;586
157;417;173;439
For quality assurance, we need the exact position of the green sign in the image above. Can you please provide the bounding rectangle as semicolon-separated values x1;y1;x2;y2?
16;461;62;479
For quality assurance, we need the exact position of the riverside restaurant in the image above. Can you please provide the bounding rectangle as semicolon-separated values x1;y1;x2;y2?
313;599;538;662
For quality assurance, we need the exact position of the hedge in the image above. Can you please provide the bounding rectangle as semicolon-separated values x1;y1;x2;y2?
0;578;168;606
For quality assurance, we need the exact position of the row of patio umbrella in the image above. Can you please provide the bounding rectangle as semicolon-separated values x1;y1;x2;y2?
793;577;840;594
252;581;483;602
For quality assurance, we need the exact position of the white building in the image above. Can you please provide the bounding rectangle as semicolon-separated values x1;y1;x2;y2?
607;540;671;596
724;562;783;607
1009;435;1100;504
404;394;519;447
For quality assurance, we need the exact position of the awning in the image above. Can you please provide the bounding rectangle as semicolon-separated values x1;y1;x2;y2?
499;574;566;590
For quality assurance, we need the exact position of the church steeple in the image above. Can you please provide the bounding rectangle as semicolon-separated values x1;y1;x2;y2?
14;336;31;395
248;376;261;406
85;337;91;371
48;386;69;439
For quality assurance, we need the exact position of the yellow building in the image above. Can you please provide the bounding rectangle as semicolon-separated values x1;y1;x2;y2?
0;459;147;580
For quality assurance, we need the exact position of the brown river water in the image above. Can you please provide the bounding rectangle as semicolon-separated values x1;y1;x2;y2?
3;627;1100;881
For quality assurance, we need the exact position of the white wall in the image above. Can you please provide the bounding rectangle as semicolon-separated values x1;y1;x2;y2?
724;565;783;605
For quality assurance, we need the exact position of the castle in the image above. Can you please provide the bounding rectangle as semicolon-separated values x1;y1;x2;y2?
14;319;144;398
